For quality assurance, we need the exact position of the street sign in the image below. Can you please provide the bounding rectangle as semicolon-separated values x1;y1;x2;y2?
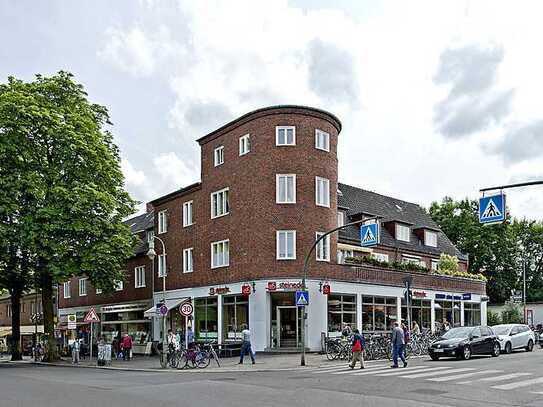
159;304;168;316
67;314;77;330
83;308;100;323
360;222;379;247
179;302;193;317
295;290;309;307
479;193;506;224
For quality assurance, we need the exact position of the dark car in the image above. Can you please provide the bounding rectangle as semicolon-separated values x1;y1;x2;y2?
428;326;501;361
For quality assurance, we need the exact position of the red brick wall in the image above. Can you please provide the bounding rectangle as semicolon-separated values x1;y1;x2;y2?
0;295;42;327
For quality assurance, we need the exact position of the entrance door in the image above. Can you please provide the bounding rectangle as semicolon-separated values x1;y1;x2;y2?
277;306;298;348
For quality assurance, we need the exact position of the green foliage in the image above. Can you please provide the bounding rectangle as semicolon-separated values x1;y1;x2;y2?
437;253;459;272
500;302;523;324
345;255;430;273
487;310;501;326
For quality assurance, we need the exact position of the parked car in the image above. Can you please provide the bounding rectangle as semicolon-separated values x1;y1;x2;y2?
491;324;535;354
428;326;500;360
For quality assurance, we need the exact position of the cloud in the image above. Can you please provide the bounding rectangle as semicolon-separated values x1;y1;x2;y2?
121;158;146;187
182;100;233;132
433;44;513;138
152;152;199;189
491;120;543;164
307;39;359;106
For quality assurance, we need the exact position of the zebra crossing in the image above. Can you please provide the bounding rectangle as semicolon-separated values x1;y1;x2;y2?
312;363;542;394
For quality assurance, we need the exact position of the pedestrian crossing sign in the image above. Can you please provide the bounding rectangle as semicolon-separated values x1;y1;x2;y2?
296;290;309;307
84;307;100;323
360;222;379;247
479;193;506;224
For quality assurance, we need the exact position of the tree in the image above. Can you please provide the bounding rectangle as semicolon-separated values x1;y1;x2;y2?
0;72;137;361
500;302;523;324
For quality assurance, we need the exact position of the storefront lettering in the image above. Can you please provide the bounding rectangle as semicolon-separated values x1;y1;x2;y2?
322;284;331;295
412;291;427;298
266;281;303;291
209;287;230;296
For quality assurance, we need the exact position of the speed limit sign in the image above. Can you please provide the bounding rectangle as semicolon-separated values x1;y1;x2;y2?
179;302;193;317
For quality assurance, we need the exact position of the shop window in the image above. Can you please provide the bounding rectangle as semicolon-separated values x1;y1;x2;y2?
464;303;481;326
222;295;249;342
195;297;218;341
401;298;432;331
435;300;461;329
328;295;357;336
362;296;398;332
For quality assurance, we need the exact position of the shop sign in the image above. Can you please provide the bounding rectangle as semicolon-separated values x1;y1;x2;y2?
435;293;462;301
267;281;303;291
462;293;472;301
412;291;427;298
209;286;230;296
322;284;331;295
241;284;252;296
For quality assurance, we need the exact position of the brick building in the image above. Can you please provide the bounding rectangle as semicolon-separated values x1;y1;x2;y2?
58;105;486;352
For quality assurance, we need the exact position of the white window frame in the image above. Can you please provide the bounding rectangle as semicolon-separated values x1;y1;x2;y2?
211;240;229;269
276;174;296;204
157;210;167;234
372;252;390;263
315;129;330;152
63;281;71;299
337;211;344;227
158;254;167;277
114;280;123;291
275;126;296;146
315;176;330;207
147;230;155;243
424;230;438;247
78;278;87;296
183;248;194;273
211;188;230;219
337;249;354;264
402;254;425;267
396;223;410;242
183;201;193;227
431;259;439;271
316;232;330;262
135;266;146;288
239;134;250;156
276;230;296;260
95;287;102;295
214;146;224;166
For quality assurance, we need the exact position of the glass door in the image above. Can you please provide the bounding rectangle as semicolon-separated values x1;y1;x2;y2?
277;306;298;348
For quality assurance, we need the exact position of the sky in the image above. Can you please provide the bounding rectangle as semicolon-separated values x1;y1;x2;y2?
1;0;542;219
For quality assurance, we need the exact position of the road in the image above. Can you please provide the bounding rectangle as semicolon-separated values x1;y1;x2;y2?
1;349;543;407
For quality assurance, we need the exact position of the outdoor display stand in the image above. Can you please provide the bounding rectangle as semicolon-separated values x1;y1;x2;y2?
97;344;112;366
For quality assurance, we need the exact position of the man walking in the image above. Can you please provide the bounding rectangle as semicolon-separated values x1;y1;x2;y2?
121;333;133;361
391;322;407;368
238;324;255;365
349;329;365;369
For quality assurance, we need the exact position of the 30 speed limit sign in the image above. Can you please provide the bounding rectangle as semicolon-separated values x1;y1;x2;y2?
179;302;193;317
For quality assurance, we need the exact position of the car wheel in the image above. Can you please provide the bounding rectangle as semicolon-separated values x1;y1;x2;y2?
430;354;440;361
526;340;534;352
492;342;500;357
504;342;512;354
462;345;471;360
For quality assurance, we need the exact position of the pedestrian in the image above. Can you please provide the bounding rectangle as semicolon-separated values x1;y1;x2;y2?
238;324;255;365
342;323;352;338
186;326;195;349
391;322;407;368
72;338;80;364
443;319;450;332
121;333;133;361
349;329;366;369
412;321;420;336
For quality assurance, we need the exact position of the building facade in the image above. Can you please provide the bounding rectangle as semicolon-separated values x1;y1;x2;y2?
58;105;487;352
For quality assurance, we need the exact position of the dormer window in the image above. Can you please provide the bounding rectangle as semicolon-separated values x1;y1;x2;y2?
396;223;410;242
424;230;437;247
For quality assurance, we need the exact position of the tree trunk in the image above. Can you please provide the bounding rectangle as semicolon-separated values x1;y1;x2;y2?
9;290;22;361
41;273;59;362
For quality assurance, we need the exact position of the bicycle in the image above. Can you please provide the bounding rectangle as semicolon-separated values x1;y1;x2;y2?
199;342;220;368
177;344;208;369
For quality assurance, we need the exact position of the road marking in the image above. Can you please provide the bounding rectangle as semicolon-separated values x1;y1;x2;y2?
376;366;450;377
373;365;429;376
353;367;396;376
401;368;475;379
492;377;543;390
428;369;502;382
458;372;532;384
314;363;388;374
331;365;390;375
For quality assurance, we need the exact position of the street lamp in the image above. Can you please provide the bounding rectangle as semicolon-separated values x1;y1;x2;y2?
146;235;167;368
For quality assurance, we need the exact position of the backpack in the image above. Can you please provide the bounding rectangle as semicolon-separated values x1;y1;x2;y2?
352;336;362;352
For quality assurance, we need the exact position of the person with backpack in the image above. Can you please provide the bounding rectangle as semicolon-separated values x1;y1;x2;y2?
349;329;366;369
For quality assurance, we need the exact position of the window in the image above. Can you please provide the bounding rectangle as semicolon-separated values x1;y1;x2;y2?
158;254;167;277
222;295;249;342
158;210;168;234
214;146;224;166
211;188;229;218
114;280;123;291
316;232;330;262
396;223;410;242
276;174;296;204
31;301;36;315
95;287;102;295
362;296;398;331
276;126;296;146
464;303;481;326
276;230;296;260
315;129;330;151
135;266;146;288
63;281;71;299
239;134;250;156
424;230;437;247
79;278;87;296
147;230;154;243
337;249;353;264
183;248;193;273
195;297;218;341
315;177;330;207
337;211;344;227
431;259;439;271
402;255;425;267
401;299;432;330
183;201;193;227
372;253;389;263
328;295;357;335
211;240;229;268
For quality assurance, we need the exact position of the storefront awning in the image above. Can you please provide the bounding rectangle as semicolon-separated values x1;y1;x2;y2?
0;327;11;337
0;326;43;336
144;298;189;318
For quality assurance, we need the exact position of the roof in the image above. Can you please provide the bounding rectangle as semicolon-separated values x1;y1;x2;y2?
197;105;342;145
337;183;467;260
124;212;154;256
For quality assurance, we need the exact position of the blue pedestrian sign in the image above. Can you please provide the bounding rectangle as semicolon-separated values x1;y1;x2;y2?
360;222;379;247
479;193;506;224
295;290;309;307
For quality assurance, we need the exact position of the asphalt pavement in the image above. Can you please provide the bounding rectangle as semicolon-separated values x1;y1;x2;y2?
1;349;542;407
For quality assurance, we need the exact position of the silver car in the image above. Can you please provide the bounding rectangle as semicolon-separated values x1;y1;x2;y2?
491;324;535;354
